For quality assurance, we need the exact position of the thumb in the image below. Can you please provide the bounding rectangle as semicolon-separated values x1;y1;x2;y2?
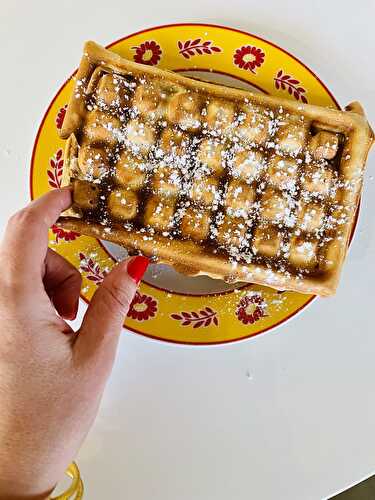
75;256;149;360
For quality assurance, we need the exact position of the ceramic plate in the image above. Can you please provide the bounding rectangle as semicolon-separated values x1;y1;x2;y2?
30;23;341;344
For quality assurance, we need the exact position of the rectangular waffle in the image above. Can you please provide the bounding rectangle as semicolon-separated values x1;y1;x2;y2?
57;41;374;296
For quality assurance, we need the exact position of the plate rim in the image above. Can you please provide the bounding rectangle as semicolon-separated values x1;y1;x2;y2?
31;22;350;345
107;22;340;109
78;291;317;346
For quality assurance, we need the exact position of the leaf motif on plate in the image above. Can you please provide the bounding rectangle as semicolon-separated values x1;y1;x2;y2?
47;149;64;189
170;306;219;328
79;252;107;284
177;38;222;59
273;69;308;103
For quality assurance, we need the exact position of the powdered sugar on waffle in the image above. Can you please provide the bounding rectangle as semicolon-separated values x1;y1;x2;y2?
70;70;359;282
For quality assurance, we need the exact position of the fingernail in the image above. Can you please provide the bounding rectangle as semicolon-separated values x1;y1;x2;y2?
72;299;79;320
64;299;79;321
127;256;149;284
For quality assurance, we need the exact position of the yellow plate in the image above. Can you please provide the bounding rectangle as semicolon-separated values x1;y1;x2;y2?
30;23;340;345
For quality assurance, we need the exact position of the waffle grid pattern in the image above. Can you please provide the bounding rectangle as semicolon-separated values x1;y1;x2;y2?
71;70;347;280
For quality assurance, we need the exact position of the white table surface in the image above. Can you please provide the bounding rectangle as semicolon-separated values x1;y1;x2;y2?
1;1;375;499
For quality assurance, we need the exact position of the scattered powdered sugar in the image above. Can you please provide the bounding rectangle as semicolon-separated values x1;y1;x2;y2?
69;69;362;284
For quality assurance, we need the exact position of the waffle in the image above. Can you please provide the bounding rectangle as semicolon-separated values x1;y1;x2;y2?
57;41;374;296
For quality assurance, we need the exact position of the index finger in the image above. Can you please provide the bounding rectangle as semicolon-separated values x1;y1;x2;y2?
1;188;72;279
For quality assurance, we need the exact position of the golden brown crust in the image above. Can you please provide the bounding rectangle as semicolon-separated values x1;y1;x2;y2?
58;217;337;295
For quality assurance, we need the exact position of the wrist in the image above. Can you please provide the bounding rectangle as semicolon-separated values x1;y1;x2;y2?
0;483;54;500
0;462;56;499
0;462;83;500
0;461;55;500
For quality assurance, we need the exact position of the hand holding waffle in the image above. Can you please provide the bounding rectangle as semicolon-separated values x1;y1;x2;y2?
0;189;148;499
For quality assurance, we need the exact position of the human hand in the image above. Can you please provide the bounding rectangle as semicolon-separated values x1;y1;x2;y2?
0;189;149;499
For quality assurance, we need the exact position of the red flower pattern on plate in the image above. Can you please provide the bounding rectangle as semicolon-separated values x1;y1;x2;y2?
51;225;79;243
178;39;221;59
79;253;107;284
128;291;158;321
274;70;308;103
171;307;219;328
78;255;158;321
47;149;63;189
132;41;162;66
236;293;267;325
233;45;265;74
55;105;67;130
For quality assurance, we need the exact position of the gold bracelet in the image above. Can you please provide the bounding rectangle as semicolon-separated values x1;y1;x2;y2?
50;462;83;499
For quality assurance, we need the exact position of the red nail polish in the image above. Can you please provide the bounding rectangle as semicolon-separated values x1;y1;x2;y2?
127;256;150;284
72;299;79;320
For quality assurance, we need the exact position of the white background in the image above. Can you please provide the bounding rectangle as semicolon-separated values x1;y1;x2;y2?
1;1;375;498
